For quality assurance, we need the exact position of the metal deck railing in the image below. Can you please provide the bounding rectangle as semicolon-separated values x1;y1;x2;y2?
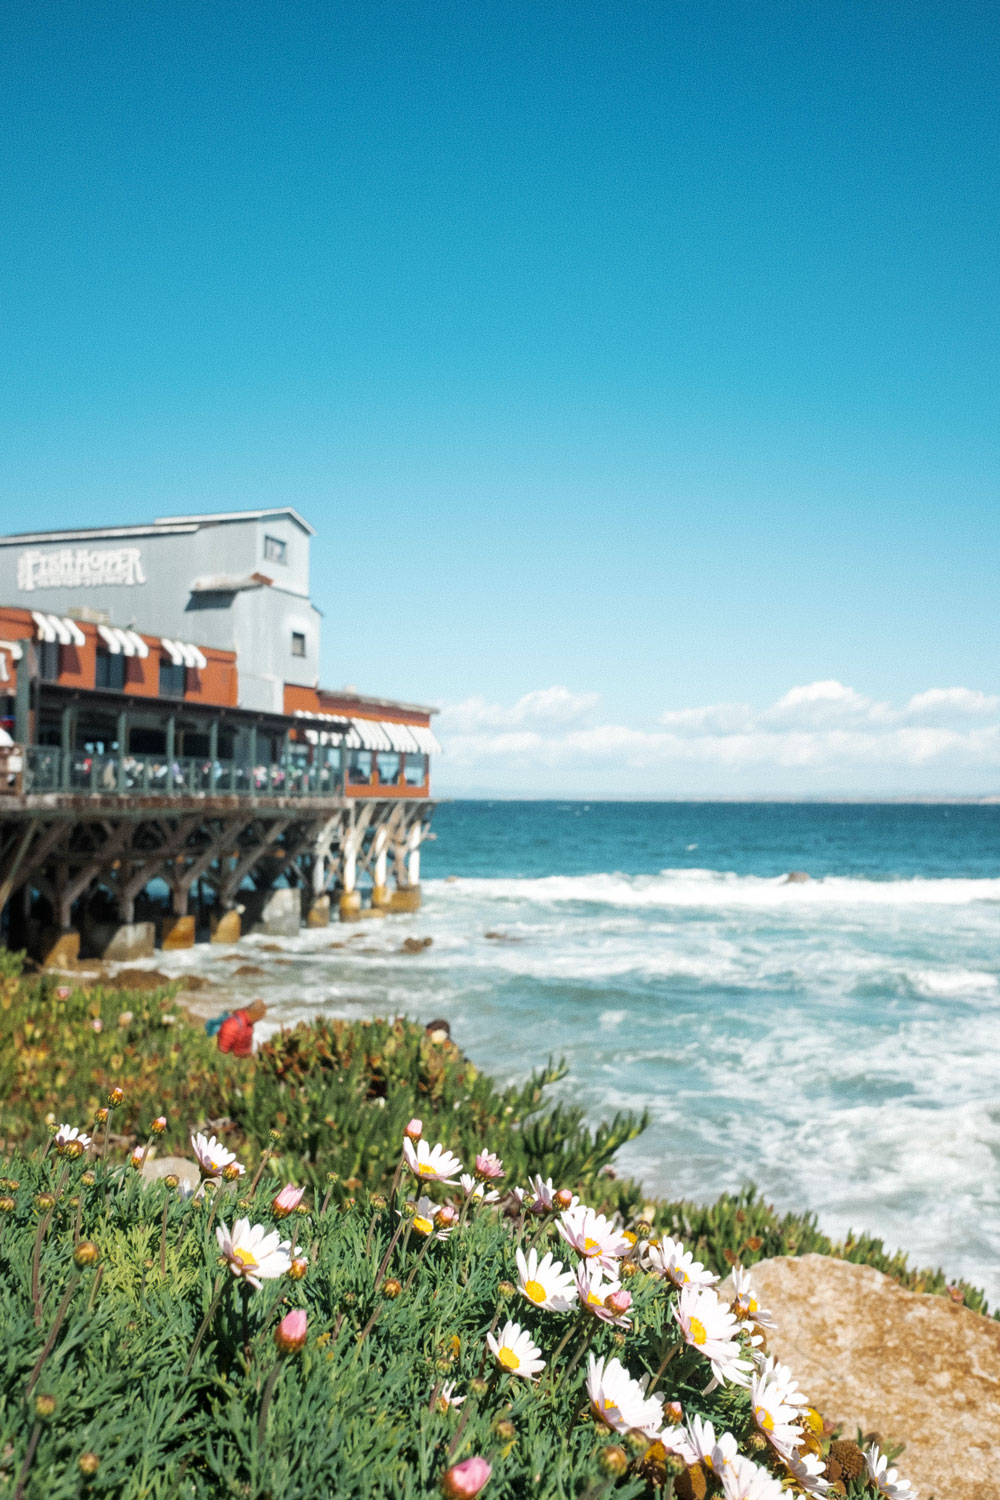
0;746;346;799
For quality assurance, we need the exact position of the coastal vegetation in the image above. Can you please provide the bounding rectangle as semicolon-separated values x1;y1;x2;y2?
0;951;961;1495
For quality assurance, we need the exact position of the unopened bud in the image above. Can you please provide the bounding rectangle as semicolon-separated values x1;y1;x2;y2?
404;1118;423;1141
439;1457;492;1499
0;1197;14;1212
382;1277;402;1298
498;1279;517;1300
274;1308;307;1353
599;1445;628;1477
492;1417;515;1442
95;1108;109;1125
467;1377;489;1398
554;1188;575;1210
34;1193;55;1211
74;1240;99;1267
605;1288;632;1316
621;1259;638;1278
34;1394;56;1418
402;1200;416;1218
151;1116;167;1135
625;1429;650;1455
288;1257;308;1280
78;1451;100;1475
81;1171;95;1186
164;1173;180;1190
222;1162;243;1182
370;1194;387;1212
107;1087;124;1108
435;1204;459;1229
63;1140;84;1160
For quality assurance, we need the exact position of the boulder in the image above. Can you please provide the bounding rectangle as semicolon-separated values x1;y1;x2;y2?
783;870;811;883
728;1253;1000;1498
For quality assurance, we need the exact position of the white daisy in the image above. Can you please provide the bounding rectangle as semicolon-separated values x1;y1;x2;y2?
54;1123;92;1152
685;1414;738;1477
215;1218;293;1289
866;1445;917;1499
783;1449;831;1496
191;1131;242;1178
515;1246;578;1312
585;1354;665;1439
751;1362;806;1453
556;1204;632;1265
525;1175;579;1215
731;1264;777;1331
486;1320;545;1380
574;1261;631;1327
406;1195;454;1240
720;1454;788;1500
402;1137;463;1184
658;1426;699;1467
643;1234;718;1289
436;1379;465;1411
754;1354;809;1411
459;1172;501;1204
673;1284;752;1388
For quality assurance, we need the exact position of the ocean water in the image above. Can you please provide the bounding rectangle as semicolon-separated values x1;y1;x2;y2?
155;801;1000;1302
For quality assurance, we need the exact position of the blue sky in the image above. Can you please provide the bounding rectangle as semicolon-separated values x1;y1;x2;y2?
2;2;999;794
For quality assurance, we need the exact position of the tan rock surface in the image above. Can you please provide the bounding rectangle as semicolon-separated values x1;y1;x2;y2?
733;1254;1000;1499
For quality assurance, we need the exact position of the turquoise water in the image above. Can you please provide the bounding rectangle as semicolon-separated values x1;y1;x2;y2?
158;801;1000;1301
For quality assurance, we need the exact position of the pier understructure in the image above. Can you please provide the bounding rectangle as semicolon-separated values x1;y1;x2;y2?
0;748;433;965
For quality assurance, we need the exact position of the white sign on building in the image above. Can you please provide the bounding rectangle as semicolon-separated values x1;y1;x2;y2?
17;547;147;592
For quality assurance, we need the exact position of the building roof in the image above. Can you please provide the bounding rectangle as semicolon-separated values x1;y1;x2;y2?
0;506;316;546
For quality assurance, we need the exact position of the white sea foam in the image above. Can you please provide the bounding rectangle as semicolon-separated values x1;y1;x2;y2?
427;868;1000;909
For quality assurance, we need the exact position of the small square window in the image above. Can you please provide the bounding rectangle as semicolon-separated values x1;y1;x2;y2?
291;631;306;658
159;657;187;697
95;650;125;691
264;534;287;564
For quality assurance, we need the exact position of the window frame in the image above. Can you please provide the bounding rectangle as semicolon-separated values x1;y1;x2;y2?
263;534;287;565
291;631;306;658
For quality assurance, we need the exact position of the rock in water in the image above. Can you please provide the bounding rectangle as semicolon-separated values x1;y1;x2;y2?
731;1253;1000;1498
783;870;811;883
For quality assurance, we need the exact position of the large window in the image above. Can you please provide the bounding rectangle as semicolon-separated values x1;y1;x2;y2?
264;534;287;564
159;656;187;698
291;631;306;658
95;650;125;691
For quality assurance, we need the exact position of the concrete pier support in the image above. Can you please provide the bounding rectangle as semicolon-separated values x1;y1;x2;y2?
38;926;81;969
99;922;156;962
162;914;196;950
388;886;421;913
305;893;331;927
211;909;241;944
339;889;362;921
372;827;389;907
251;887;300;937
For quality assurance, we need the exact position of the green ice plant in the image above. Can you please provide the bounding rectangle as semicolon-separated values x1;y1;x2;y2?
0;1106;912;1500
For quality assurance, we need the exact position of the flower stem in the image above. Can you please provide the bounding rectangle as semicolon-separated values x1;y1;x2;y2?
372;1216;406;1287
159;1196;170;1277
12;1422;41;1500
180;1275;225;1382
401;1232;434;1293
646;1342;679;1394
25;1271;81;1397
247;1146;271;1198
30;1206;55;1327
256;1356;284;1447
563;1321;596;1382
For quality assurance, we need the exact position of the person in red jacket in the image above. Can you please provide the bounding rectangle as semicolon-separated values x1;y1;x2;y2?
216;998;266;1056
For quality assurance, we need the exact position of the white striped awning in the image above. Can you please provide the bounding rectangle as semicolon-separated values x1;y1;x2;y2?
0;640;24;661
32;611;85;647
160;638;208;670
409;725;442;755
96;625;150;658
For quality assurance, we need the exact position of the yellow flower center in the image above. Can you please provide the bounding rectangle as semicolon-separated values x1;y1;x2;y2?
583;1236;600;1254
687;1315;707;1345
586;1290;604;1306
748;1296;759;1313
524;1279;546;1304
413;1215;433;1236
755;1406;774;1433
231;1246;258;1271
417;1162;436;1176
498;1347;520;1371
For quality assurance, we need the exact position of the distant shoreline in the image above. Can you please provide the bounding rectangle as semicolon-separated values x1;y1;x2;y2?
435;792;1000;805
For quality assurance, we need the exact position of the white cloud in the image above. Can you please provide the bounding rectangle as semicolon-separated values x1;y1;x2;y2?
903;687;1000;719
435;680;1000;794
439;686;599;734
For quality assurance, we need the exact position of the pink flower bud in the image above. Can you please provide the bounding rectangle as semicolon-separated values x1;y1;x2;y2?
404;1118;423;1141
151;1116;167;1135
90;1018;103;1033
274;1308;308;1353
605;1288;632;1316
554;1188;574;1210
474;1150;504;1181
435;1204;459;1228
439;1456;492;1498
272;1184;305;1218
666;1400;683;1421
56;986;71;1000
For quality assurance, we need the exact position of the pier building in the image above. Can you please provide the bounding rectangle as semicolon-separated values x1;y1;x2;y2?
0;509;439;965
